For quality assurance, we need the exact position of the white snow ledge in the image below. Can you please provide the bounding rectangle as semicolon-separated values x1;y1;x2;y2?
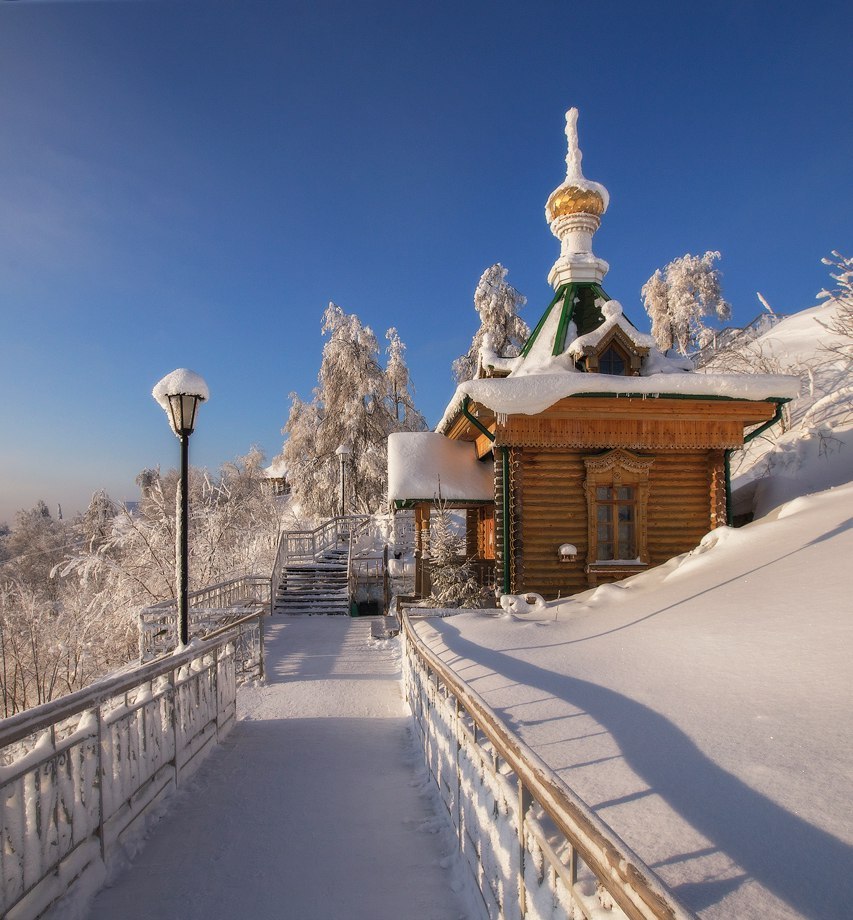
437;372;801;432
388;432;494;503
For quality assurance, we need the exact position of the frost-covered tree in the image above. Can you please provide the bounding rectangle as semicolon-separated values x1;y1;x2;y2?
423;498;482;609
641;251;731;355
282;304;426;518
384;327;426;430
453;263;529;383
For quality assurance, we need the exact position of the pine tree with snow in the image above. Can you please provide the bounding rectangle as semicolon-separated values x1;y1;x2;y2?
423;496;482;609
453;263;529;382
641;251;731;354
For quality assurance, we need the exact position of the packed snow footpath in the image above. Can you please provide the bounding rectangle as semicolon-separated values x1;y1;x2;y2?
413;483;853;920
82;618;481;920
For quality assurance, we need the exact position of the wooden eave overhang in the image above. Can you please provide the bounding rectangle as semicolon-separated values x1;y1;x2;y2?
492;394;782;450
444;399;497;459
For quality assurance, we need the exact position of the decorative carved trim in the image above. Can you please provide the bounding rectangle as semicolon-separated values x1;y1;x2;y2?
583;448;655;477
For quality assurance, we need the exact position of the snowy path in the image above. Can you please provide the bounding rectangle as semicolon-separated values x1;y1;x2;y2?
86;617;475;920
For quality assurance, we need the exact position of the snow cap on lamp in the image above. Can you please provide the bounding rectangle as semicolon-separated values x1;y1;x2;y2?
152;368;209;437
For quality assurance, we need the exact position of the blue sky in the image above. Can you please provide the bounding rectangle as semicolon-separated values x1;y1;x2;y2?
1;0;851;524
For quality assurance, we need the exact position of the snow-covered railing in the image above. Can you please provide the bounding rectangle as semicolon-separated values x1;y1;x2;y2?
692;312;790;368
0;621;253;920
138;574;269;662
402;612;697;920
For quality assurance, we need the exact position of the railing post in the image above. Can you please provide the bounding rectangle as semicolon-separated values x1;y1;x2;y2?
518;778;532;918
96;705;106;860
258;614;265;682
170;668;179;786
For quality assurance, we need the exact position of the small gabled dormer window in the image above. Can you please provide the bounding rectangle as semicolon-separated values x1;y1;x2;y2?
598;344;628;376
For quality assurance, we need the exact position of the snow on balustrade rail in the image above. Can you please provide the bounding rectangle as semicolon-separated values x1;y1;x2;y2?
0;619;256;920
138;575;269;663
401;611;697;920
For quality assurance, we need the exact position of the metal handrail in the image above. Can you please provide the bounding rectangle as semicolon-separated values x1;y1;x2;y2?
345;516;374;609
402;611;696;920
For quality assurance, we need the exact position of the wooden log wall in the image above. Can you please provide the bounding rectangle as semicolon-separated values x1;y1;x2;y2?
516;448;719;599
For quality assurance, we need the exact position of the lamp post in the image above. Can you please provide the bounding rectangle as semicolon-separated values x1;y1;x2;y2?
152;369;209;647
335;443;351;518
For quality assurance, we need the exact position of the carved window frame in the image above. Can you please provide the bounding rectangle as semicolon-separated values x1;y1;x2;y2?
583;449;654;571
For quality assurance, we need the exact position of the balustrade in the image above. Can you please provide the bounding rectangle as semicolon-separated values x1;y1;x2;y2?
401;611;696;920
0;612;263;920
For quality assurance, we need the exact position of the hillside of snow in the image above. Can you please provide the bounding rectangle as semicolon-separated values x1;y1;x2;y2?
414;479;853;918
703;301;852;518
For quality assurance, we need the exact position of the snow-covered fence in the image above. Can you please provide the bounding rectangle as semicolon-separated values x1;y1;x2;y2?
0;624;251;920
401;612;696;920
692;311;789;368
138;574;269;663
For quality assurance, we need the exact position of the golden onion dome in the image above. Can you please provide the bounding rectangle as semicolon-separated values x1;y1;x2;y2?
546;183;606;221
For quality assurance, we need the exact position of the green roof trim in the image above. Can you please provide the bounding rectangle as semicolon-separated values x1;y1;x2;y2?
551;284;577;356
520;282;615;362
393;498;493;510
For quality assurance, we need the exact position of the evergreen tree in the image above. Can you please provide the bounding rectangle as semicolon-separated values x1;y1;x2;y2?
641;251;731;354
453;263;529;382
423;497;482;609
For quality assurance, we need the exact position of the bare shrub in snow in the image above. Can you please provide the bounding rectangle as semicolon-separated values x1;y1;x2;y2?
453;263;529;382
816;250;853;368
641;251;731;355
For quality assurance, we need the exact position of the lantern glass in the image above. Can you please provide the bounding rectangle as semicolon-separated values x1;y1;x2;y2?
167;393;201;435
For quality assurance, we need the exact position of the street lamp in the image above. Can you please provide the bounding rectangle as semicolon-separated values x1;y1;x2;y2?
335;443;351;518
152;369;209;647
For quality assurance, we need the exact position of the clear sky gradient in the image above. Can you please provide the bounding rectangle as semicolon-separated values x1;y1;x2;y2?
1;0;851;524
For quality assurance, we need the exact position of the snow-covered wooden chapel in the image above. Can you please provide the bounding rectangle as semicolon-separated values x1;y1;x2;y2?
388;108;799;601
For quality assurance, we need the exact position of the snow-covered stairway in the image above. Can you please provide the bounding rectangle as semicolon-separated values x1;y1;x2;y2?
85;618;477;920
274;546;350;615
271;515;370;616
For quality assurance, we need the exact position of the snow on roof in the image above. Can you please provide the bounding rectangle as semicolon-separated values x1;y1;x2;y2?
264;456;288;478
566;300;655;356
437;370;801;432
388;432;493;503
